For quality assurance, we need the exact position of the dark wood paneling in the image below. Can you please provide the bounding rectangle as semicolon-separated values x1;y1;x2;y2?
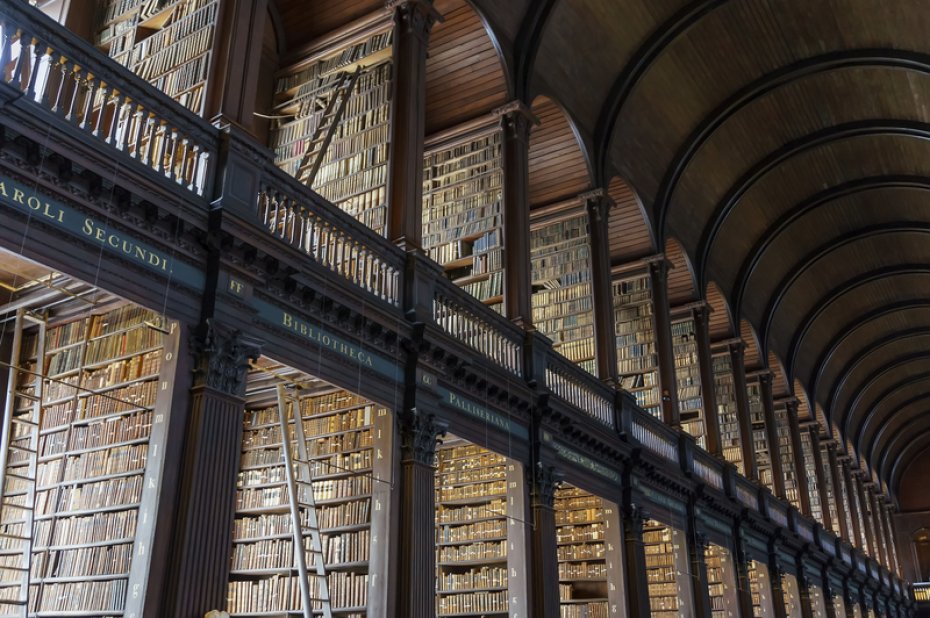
705;281;734;341
663;237;696;306
607;176;655;262
426;0;508;135
276;0;384;48
528;97;590;206
768;351;789;398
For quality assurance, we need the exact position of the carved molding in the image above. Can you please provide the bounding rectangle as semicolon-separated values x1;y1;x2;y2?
532;463;561;507
387;0;443;43
399;409;447;465
191;319;262;396
495;100;538;143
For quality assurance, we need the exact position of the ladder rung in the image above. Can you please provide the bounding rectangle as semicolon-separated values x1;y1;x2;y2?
4;474;32;483
9;418;36;427
0;533;29;541
7;445;36;454
0;566;28;573
0;599;28;606
13;392;39;402
0;503;31;511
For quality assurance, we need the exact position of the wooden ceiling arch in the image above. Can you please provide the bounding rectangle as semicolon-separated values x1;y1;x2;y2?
606;176;654;264
425;0;510;134
767;351;790;399
652;50;930;238
809;301;930;405
831;344;930;434
863;387;930;470
697;123;930;282
887;428;930;497
893;446;930;510
528;96;592;207
792;378;813;422
704;281;735;342
664;237;698;306
739;319;763;372
733;177;930;319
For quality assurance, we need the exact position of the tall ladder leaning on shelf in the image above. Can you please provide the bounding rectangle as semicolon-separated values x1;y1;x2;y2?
276;385;333;618
295;68;363;187
0;309;46;618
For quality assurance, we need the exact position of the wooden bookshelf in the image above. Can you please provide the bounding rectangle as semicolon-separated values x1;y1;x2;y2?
423;130;504;310
774;403;800;510
747;381;774;492
226;383;393;617
748;559;775;617
808;582;829;617
781;572;803;618
712;352;744;475
94;0;219;113
643;519;691;617
613;273;660;418
0;304;177;617
530;213;596;373
434;440;522;617
819;444;841;536
271;29;394;236
704;543;738;618
671;316;705;448
799;430;823;525
554;486;622;618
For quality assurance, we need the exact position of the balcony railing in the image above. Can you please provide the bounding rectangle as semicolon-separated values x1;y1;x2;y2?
432;276;523;375
914;583;930;602
0;2;217;196
257;164;404;307
693;449;724;491
631;413;679;463
545;355;614;428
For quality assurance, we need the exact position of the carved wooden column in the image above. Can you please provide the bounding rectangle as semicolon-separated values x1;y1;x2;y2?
843;584;858;618
734;526;757;618
205;0;269;131
693;304;721;456
395;409;446;618
386;0;442;248
798;566;815;618
842;462;863;548
769;553;789;618
622;503;652;617
730;342;757;481
167;321;261;618
828;445;850;540
869;489;887;567
855;475;876;558
584;190;619;383
688;522;713;618
822;575;838;618
530;463;560;617
497;101;536;326
786;400;811;515
809;426;833;531
648;257;680;426
759;373;787;499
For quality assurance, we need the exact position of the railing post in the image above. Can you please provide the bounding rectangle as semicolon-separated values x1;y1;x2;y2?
212;120;266;217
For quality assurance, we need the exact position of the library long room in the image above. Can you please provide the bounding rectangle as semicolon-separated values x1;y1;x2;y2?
0;0;926;616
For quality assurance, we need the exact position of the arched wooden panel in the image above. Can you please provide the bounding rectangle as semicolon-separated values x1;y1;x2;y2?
768;351;789;398
705;281;736;341
664;237;698;306
528;96;592;207
275;0;384;48
793;378;812;421
606;176;655;263
426;0;509;135
740;319;763;371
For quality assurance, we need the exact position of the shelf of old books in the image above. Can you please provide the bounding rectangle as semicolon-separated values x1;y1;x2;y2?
530;211;596;374
94;0;219;113
271;26;394;236
747;380;774;492
781;572;803;618
423;128;505;310
851;602;864;618
225;358;393;617
434;437;527;617
830;585;847;617
0;279;178;617
704;543;738;618
554;484;624;618
613;272;660;418
773;403;800;510
808;581;828;618
747;559;775;617
711;351;744;474
799;429;823;525
643;518;693;617
671;315;705;448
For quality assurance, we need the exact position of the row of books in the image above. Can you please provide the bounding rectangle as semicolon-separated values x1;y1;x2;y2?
438;519;506;544
276;31;392;92
437;463;507;485
236;475;373;510
30;579;127;613
227;572;368;613
437;590;507;616
38;542;133;578
241;425;372;452
37;474;142;514
34;509;137;548
437;566;507;591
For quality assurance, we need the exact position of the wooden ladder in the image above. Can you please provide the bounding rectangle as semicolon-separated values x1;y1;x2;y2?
276;385;333;618
0;309;45;618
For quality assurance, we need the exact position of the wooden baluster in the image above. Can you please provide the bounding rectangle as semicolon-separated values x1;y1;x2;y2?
0;21;12;81
65;65;83;122
11;30;30;90
26;39;46;103
91;83;110;138
106;92;127;146
46;51;66;112
78;75;97;131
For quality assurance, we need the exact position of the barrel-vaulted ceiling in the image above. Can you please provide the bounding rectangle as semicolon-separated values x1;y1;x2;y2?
465;0;930;501
271;0;930;500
